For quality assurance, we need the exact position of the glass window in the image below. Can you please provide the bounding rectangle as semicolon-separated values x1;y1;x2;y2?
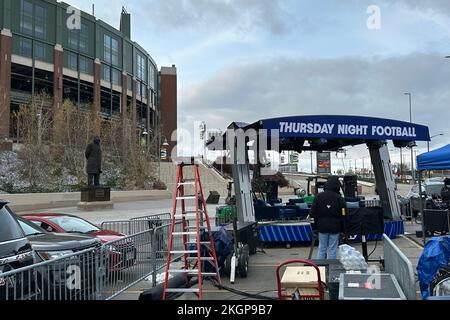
102;64;111;82
48;216;99;234
68;52;77;71
111;69;120;85
149;65;155;89
68;29;78;50
17;218;46;237
34;42;46;61
20;38;32;58
34;5;46;40
0;207;24;242
20;0;33;36
79;56;92;74
79;23;89;54
111;38;119;66
136;53;146;81
104;34;111;64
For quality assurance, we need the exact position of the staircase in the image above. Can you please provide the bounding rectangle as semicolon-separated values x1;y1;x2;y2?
159;161;231;198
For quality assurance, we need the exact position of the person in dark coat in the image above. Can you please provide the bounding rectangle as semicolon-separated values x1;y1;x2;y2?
311;176;346;260
85;136;102;187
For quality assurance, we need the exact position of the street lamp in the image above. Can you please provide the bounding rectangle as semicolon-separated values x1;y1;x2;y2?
404;93;415;183
427;133;444;178
428;133;444;153
158;137;170;181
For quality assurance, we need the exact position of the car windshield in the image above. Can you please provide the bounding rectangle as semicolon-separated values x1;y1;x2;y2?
48;216;100;234
0;206;24;242
426;184;444;196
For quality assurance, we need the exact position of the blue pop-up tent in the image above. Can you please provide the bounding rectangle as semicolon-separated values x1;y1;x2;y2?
417;145;450;171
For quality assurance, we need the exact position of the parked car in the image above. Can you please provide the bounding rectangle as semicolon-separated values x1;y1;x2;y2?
23;213;136;272
406;181;445;200
406;180;446;216
12;213;101;300
22;213;124;244
0;202;36;300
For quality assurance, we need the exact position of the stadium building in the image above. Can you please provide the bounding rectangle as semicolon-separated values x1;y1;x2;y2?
0;0;177;148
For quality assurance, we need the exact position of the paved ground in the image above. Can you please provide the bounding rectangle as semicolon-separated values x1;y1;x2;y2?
21;187;425;301
116;235;424;301
21;198;219;226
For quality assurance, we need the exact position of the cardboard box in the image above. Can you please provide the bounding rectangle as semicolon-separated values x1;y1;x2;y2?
281;266;327;288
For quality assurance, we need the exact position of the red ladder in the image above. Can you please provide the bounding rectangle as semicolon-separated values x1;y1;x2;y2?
163;160;222;300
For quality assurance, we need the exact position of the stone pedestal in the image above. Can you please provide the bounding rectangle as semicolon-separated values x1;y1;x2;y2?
78;187;114;211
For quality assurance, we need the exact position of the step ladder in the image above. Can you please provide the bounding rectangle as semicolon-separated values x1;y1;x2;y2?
163;160;222;300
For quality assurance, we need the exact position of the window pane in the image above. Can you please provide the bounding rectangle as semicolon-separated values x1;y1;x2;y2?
34;5;47;39
104;34;111;63
20;38;32;58
111;38;119;66
34;43;46;61
68;29;78;50
68;52;77;70
79;23;89;54
20;0;33;36
102;64;111;82
111;69;120;85
79;56;92;74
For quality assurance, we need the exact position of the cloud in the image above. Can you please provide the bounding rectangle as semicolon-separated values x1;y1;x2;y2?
66;0;302;36
179;52;450;153
138;0;298;35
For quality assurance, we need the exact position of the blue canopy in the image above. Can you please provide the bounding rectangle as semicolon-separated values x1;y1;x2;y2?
417;144;450;171
208;115;431;152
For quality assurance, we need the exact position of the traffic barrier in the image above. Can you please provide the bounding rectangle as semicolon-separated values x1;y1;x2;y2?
383;234;416;300
101;213;170;235
0;247;99;301
1;214;191;300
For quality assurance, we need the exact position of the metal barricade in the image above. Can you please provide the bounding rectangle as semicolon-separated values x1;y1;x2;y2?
150;222;184;287
0;247;99;301
101;213;171;236
383;234;416;300
98;230;154;300
131;213;171;222
2;214;191;300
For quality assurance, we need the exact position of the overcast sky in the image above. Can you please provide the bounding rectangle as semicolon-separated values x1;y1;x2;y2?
65;0;450;170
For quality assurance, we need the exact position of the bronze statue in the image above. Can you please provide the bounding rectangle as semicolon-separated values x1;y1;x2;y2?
85;136;102;187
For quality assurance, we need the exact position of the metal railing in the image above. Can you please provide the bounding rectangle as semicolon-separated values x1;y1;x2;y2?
150;221;184;287
1;213;197;301
383;234;416;300
99;230;153;301
0;247;100;301
101;213;171;235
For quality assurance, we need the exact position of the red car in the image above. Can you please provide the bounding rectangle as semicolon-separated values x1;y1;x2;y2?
22;213;136;272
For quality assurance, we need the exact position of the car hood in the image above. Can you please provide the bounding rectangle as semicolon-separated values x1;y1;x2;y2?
87;230;125;243
27;233;100;252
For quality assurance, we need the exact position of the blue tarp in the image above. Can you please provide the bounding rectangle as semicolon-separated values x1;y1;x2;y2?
417;236;450;299
417;144;450;171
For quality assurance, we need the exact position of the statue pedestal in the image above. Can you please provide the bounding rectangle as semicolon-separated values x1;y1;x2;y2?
78;187;114;211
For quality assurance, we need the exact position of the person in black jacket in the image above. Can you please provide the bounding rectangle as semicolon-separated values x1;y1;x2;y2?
311;176;346;260
85;136;102;187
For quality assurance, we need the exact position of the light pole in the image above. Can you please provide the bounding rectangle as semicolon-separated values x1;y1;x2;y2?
158;137;169;181
404;93;415;183
428;133;444;153
427;133;444;178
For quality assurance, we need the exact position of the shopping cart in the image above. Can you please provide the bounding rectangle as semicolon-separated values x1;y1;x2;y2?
276;260;324;301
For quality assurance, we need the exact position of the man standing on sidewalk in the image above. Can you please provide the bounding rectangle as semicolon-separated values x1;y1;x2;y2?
311;176;346;260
